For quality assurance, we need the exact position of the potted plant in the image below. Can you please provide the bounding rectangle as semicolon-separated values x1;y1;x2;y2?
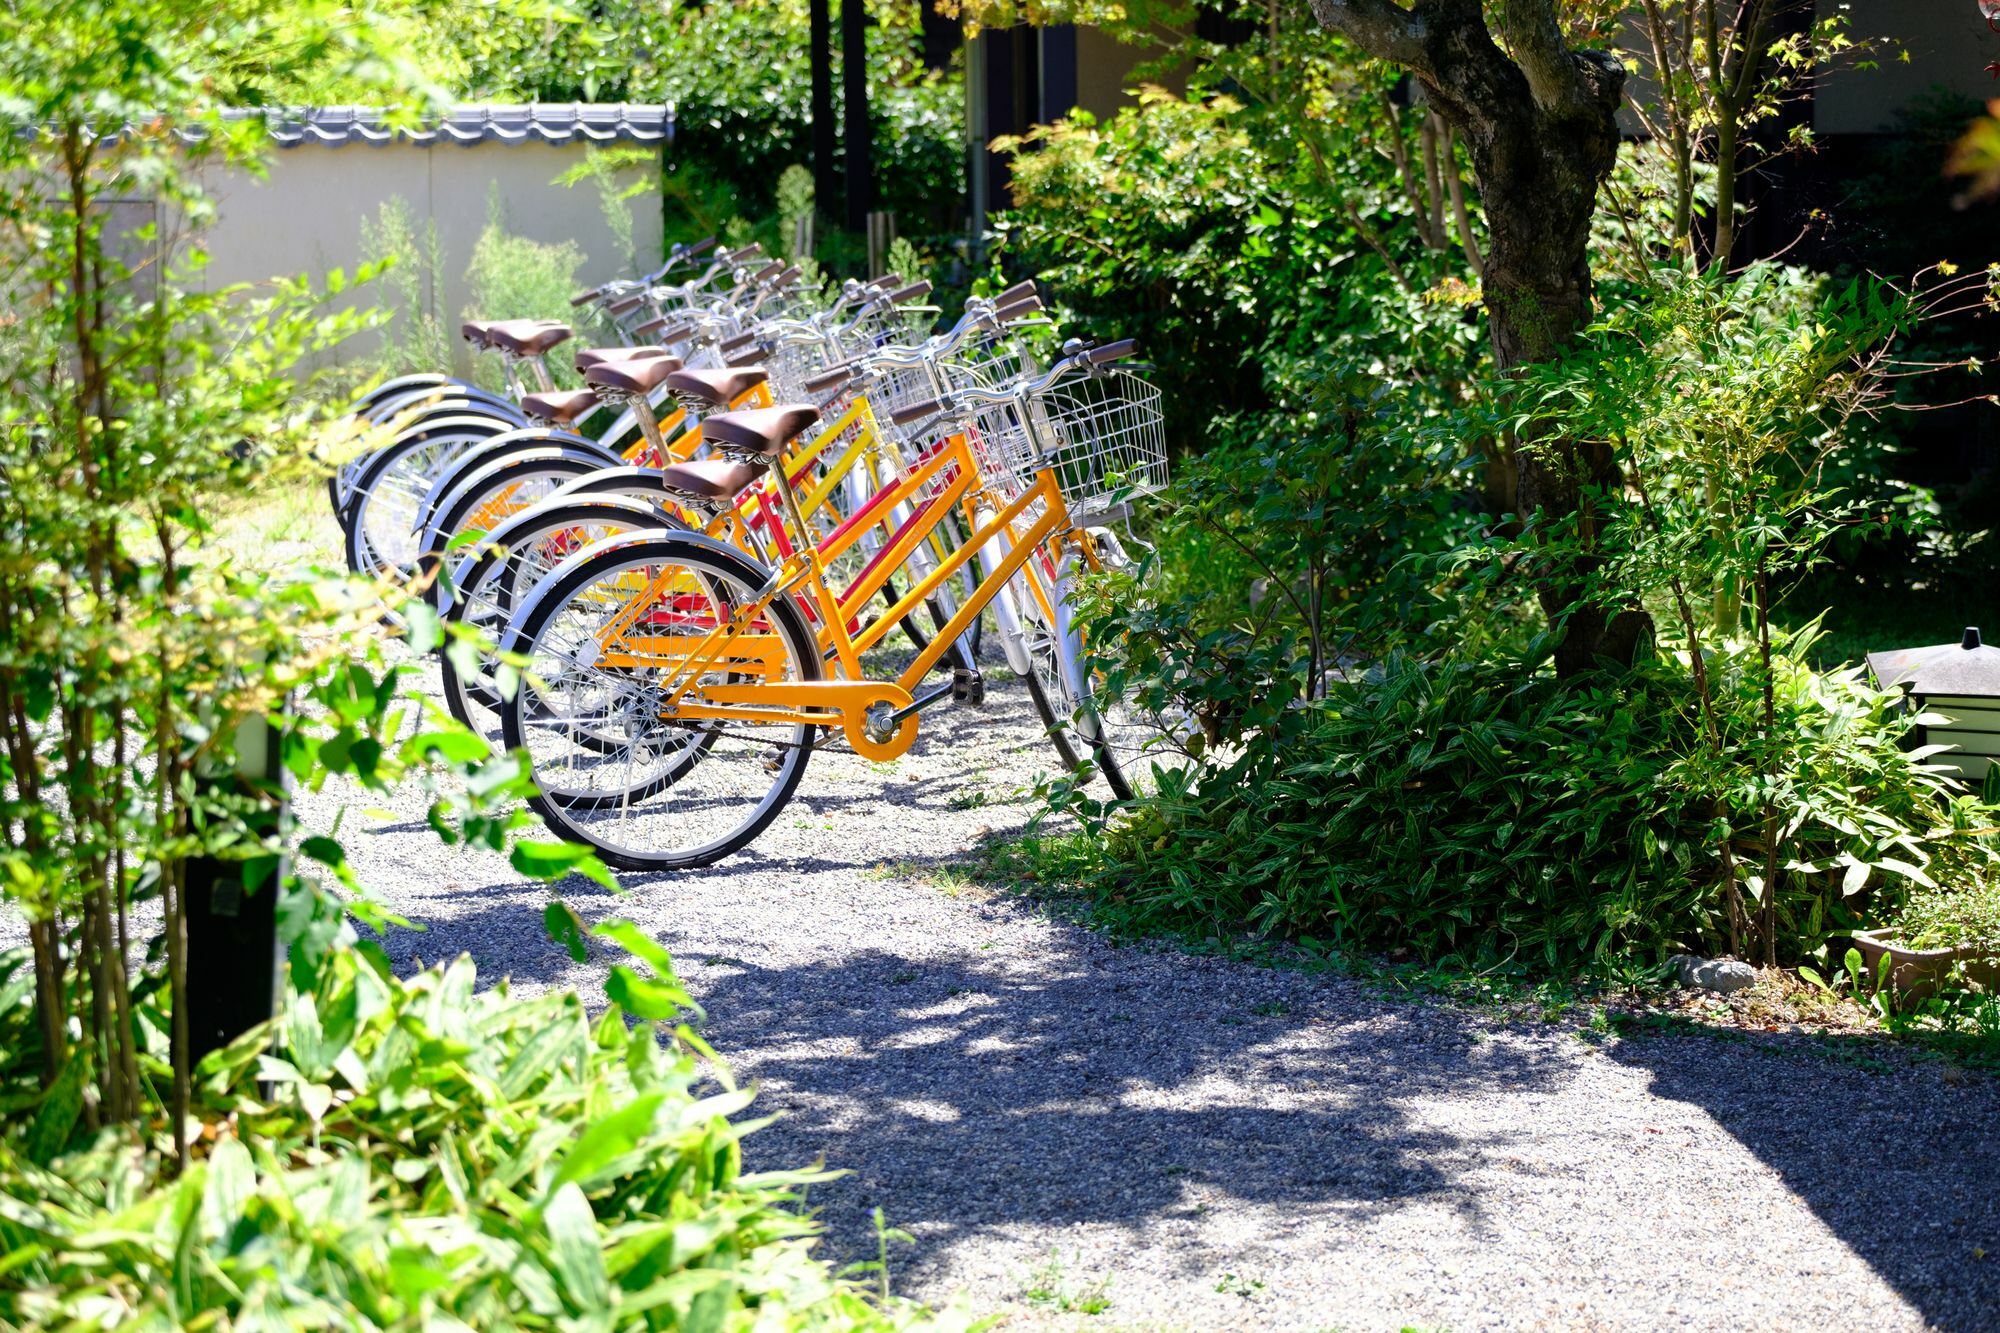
1851;878;2000;1000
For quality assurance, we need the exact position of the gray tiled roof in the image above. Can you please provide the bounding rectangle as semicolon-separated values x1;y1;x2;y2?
221;103;673;148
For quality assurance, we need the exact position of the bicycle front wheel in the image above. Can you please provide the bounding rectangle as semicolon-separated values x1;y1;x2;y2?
499;534;819;872
1052;537;1204;803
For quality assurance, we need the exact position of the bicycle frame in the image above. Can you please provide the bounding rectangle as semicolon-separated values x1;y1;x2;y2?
585;434;1076;759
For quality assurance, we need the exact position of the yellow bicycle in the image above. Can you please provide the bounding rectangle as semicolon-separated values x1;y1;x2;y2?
495;340;1173;870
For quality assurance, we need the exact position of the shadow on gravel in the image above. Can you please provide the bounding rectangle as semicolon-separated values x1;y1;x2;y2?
1607;1032;2000;1329
675;937;1573;1280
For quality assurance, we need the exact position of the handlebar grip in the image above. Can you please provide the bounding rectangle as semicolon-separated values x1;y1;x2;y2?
719;242;765;263
770;264;803;287
720;331;758;354
752;259;785;283
681;235;718;257
805;365;854;394
608;292;647;315
994;295;1043;323
870;272;904;290
570;285;605;308
891;397;943;427
886;280;932;304
726;349;765;368
1085;338;1139;365
995;279;1038;305
634;315;669;336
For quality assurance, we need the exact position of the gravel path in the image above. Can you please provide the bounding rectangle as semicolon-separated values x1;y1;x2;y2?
303;639;2000;1333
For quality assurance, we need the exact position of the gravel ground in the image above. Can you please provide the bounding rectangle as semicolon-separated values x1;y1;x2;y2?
290;633;2000;1333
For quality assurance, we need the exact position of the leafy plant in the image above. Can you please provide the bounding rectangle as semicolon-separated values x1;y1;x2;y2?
556;145;657;276
1896;877;2000;952
0;928;958;1329
0;0;621;1178
462;186;588;390
359;194;450;377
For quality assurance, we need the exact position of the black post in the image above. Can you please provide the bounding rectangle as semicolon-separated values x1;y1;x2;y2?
810;0;836;212
183;707;287;1064
841;0;874;232
919;0;957;72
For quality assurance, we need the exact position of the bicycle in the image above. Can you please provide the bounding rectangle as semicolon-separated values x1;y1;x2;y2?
493;338;1169;870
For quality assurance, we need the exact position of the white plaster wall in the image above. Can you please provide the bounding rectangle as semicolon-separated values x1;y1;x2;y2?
192;139;661;376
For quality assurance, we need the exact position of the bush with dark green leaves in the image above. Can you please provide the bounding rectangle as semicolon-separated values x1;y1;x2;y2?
1048;266;2000;973
434;0;963;247
993;87;1484;452
1048;650;1992;972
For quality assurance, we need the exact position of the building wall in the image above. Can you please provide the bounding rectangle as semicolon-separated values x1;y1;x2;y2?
191;140;661;376
1815;1;2000;135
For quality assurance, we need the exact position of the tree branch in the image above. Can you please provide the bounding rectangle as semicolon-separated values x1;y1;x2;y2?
1493;0;1580;112
1307;0;1430;72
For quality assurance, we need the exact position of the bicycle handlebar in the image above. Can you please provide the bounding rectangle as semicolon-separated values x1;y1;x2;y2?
805;365;853;394
993;295;1043;324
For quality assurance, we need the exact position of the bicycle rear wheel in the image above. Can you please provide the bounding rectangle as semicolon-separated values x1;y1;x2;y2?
439;499;679;747
500;534;819;872
1054;536;1204;802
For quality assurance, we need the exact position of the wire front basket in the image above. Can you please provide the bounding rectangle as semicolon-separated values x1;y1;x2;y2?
945;323;1042;394
767;336;835;404
965;369;1166;519
868;360;948;445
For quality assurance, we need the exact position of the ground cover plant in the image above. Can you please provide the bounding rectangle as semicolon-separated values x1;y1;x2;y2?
0;930;953;1330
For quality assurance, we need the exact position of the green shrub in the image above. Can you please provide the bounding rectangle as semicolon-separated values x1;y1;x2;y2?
1052;264;1999;972
0;931;951;1330
1052;649;1990;971
1896;877;2000;952
463;189;588;390
359;195;450;377
433;0;963;254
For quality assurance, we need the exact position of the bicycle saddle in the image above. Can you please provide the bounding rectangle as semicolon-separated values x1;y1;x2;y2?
664;366;768;408
520;389;600;427
701;404;818;457
657;457;769;501
574;345;675;373
484;322;573;356
584;356;680;396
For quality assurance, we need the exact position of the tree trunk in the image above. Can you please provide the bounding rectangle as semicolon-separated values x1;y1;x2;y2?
1307;1;1652;676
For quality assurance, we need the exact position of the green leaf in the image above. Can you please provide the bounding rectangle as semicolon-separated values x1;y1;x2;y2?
543;900;589;963
401;598;443;655
548;1092;665;1195
593;919;677;979
543;1181;611;1313
605;966;690;1021
512;839;618;891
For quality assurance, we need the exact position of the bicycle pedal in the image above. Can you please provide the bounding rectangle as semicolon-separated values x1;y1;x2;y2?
952;667;986;706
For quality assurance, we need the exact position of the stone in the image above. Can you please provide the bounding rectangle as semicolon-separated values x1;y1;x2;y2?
1671;954;1757;993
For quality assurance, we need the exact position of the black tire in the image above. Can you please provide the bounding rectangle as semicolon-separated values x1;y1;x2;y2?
1001;573;1091;775
342;431;500;575
439;499;680;738
415;453;606;604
